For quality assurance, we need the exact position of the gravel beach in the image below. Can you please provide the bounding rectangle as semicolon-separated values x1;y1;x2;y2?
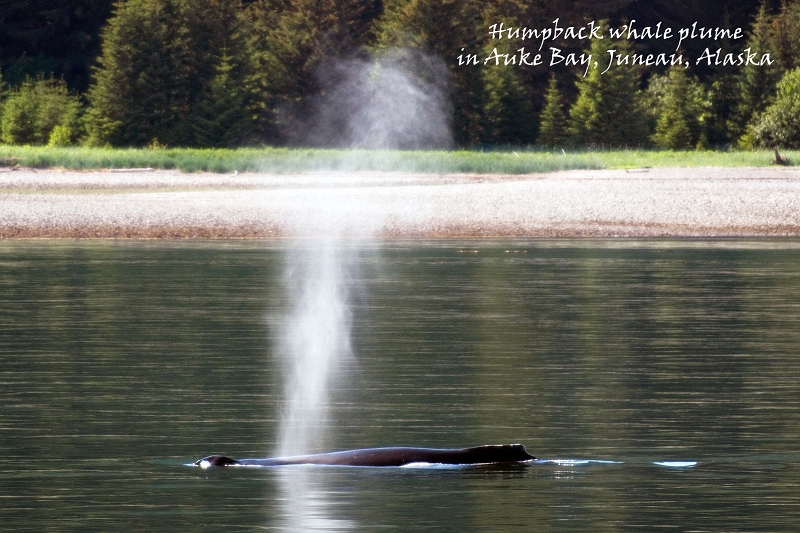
1;166;799;238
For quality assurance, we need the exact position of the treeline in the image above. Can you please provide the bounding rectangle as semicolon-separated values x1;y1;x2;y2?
539;4;800;150
0;0;799;149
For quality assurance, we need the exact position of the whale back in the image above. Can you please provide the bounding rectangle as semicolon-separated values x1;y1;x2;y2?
196;444;535;468
458;444;535;464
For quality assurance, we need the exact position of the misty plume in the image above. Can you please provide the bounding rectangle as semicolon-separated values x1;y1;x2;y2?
304;48;453;150
275;240;356;456
272;47;449;459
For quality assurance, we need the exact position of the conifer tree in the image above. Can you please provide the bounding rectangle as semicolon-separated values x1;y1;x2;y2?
190;51;251;147
734;3;782;145
653;65;708;150
481;54;534;145
183;0;252;146
651;66;695;150
243;0;314;143
244;0;383;144
478;0;537;145
769;0;800;72
701;11;743;147
537;74;567;148
86;0;192;146
567;31;647;148
86;0;251;147
706;69;740;147
376;0;487;145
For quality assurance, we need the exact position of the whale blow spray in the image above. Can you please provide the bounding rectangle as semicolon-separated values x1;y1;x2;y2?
274;47;453;458
305;48;452;150
271;46;454;531
277;237;354;456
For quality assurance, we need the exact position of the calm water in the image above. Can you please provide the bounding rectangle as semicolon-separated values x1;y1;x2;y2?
2;239;800;531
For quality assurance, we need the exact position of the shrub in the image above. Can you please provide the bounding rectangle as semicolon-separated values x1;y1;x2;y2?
48;125;73;147
0;77;82;145
750;67;800;149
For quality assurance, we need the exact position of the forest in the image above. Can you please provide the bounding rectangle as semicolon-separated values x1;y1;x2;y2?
0;0;798;150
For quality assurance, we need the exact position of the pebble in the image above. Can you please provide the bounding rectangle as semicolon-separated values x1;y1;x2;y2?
1;167;799;238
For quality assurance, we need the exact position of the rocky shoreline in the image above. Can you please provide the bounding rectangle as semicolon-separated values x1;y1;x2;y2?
2;167;799;239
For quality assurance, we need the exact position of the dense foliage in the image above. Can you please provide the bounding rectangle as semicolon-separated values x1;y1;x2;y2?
649;66;710;150
750;67;800;148
0;77;82;145
0;0;798;149
84;0;252;147
567;32;648;148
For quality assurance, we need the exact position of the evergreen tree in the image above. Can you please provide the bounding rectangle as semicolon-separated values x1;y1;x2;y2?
734;3;782;145
769;0;800;72
190;50;251;147
567;31;648;148
641;70;668;136
183;0;252;146
244;0;311;143
706;69;740;147
479;0;538;145
246;0;383;144
651;66;695;150
701;11;744;147
651;65;710;150
376;0;487;145
537;74;567;148
85;0;195;146
86;0;251;147
481;51;535;145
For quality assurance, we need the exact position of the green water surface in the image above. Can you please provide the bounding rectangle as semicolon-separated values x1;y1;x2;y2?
1;240;800;532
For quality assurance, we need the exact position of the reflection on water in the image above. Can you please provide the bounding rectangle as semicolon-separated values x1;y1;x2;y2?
2;240;800;531
653;461;697;467
277;468;356;532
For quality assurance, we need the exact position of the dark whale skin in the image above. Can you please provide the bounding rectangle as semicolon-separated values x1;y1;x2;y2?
195;444;535;468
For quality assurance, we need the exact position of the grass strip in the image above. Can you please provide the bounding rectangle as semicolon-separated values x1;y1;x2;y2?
0;145;793;174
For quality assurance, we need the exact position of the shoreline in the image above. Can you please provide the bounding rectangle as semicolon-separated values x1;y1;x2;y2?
2;167;799;239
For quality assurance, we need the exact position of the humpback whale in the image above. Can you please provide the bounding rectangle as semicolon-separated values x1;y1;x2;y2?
194;444;535;468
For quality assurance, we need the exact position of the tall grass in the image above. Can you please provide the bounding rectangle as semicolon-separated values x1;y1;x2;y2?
0;145;792;174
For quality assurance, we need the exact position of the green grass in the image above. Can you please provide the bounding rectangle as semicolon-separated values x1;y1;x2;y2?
0;145;793;174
